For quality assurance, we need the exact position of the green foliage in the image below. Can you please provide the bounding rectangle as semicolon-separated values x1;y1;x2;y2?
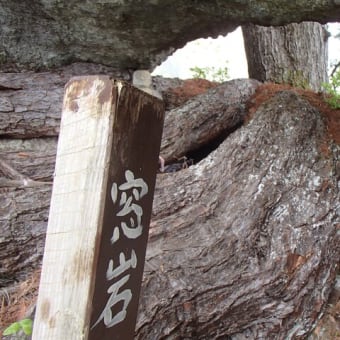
190;66;209;79
3;322;21;336
322;68;340;109
190;63;229;82
3;319;33;337
213;65;230;83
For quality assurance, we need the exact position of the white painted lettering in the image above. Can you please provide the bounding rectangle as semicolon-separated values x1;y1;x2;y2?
110;170;148;244
92;275;132;329
92;169;149;330
106;250;137;281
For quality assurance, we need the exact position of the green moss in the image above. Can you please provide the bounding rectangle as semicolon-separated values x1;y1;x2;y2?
283;70;311;90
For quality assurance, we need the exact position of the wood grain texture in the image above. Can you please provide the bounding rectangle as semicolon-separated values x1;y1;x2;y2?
161;79;261;162
0;138;57;181
0;63;129;138
136;91;340;339
33;76;118;340
242;22;328;92
32;76;165;340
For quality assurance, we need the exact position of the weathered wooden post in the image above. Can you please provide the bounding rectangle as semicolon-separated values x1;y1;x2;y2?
32;75;164;340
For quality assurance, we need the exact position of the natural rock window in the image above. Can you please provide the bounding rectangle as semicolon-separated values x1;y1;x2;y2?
152;28;248;81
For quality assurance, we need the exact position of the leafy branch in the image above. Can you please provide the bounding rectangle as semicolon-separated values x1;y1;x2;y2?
190;63;229;82
322;68;340;109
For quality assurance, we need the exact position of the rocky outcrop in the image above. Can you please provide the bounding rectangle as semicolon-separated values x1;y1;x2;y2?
0;1;340;72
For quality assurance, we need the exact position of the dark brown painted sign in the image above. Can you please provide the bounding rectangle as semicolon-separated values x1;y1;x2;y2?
89;82;164;339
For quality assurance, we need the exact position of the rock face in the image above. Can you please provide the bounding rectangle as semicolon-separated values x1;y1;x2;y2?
1;0;340;71
0;72;339;338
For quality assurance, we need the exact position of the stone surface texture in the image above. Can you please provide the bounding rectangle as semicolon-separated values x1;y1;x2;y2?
0;0;340;71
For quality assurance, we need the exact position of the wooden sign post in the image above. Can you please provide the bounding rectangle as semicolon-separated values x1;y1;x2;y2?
32;76;164;340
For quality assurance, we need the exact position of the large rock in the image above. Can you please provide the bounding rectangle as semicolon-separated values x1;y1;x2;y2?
1;1;340;71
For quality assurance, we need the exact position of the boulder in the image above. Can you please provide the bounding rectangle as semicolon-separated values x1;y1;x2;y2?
0;1;340;71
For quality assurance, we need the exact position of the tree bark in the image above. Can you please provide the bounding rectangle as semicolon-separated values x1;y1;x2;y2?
136;90;339;339
242;22;329;92
0;63;130;138
0;183;51;286
160;79;260;163
0;138;57;182
0;63;130;287
0;74;259;173
0;72;339;339
0;74;254;285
